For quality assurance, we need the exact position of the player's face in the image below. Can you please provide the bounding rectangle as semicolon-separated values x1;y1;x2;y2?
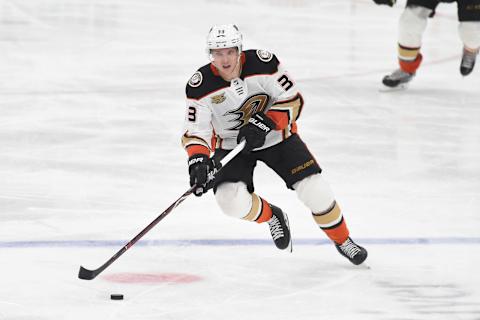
211;47;241;80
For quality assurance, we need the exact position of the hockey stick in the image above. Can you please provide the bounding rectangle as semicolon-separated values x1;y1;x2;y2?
78;140;246;280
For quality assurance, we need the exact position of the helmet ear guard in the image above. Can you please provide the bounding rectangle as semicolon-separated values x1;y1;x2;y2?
206;24;243;57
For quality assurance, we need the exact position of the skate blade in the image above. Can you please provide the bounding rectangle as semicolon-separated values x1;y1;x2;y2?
379;83;409;92
284;213;293;253
357;262;371;269
287;238;293;253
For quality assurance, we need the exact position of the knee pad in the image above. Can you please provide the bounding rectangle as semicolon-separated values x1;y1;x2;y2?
215;182;252;219
398;6;432;47
293;173;335;213
459;22;480;49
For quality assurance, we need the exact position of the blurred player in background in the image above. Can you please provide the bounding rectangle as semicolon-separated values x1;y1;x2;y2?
181;24;368;265
373;0;480;88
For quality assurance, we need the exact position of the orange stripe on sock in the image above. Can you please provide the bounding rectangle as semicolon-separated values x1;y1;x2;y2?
322;219;349;245
399;53;423;74
256;198;273;223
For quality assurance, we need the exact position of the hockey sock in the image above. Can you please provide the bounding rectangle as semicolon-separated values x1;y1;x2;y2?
312;201;350;245
242;193;273;223
398;44;423;74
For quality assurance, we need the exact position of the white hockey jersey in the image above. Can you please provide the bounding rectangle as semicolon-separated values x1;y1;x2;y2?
182;49;304;157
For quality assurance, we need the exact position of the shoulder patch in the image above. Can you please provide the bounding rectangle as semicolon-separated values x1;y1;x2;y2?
188;71;203;88
186;64;230;100
241;50;279;78
256;50;273;63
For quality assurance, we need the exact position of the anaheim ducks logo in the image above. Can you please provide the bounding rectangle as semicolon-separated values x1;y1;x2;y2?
211;92;226;104
226;94;270;130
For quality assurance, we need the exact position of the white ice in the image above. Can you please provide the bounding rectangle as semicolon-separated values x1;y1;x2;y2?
0;0;479;319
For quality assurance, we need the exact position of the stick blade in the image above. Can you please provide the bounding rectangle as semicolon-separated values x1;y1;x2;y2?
78;266;97;280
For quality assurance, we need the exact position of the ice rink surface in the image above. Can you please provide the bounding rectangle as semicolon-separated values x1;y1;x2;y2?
1;0;479;319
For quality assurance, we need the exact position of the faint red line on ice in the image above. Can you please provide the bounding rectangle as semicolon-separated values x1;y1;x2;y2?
297;55;459;82
102;272;203;284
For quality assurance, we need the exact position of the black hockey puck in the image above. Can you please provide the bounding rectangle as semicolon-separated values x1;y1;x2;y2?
110;294;124;300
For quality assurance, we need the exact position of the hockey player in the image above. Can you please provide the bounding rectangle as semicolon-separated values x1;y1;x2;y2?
373;0;480;87
181;24;367;265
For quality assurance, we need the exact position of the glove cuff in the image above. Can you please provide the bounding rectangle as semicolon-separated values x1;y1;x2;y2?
186;145;210;157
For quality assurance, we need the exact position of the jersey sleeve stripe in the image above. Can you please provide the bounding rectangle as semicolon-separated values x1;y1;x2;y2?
266;109;290;130
181;133;211;156
270;93;304;122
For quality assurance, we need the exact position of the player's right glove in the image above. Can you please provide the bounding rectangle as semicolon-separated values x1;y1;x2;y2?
188;154;214;196
372;0;396;6
237;112;276;152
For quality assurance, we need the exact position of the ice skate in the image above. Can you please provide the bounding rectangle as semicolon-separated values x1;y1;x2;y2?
335;237;368;265
460;48;478;76
382;69;415;88
267;205;292;252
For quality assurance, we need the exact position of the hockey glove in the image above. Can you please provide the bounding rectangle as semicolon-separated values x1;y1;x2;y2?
237;112;276;152
188;154;214;196
372;0;396;6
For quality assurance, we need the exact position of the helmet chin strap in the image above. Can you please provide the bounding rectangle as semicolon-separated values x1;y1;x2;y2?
236;51;242;75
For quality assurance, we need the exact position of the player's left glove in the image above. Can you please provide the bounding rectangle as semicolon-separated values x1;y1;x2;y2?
372;0;396;6
237;112;276;152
